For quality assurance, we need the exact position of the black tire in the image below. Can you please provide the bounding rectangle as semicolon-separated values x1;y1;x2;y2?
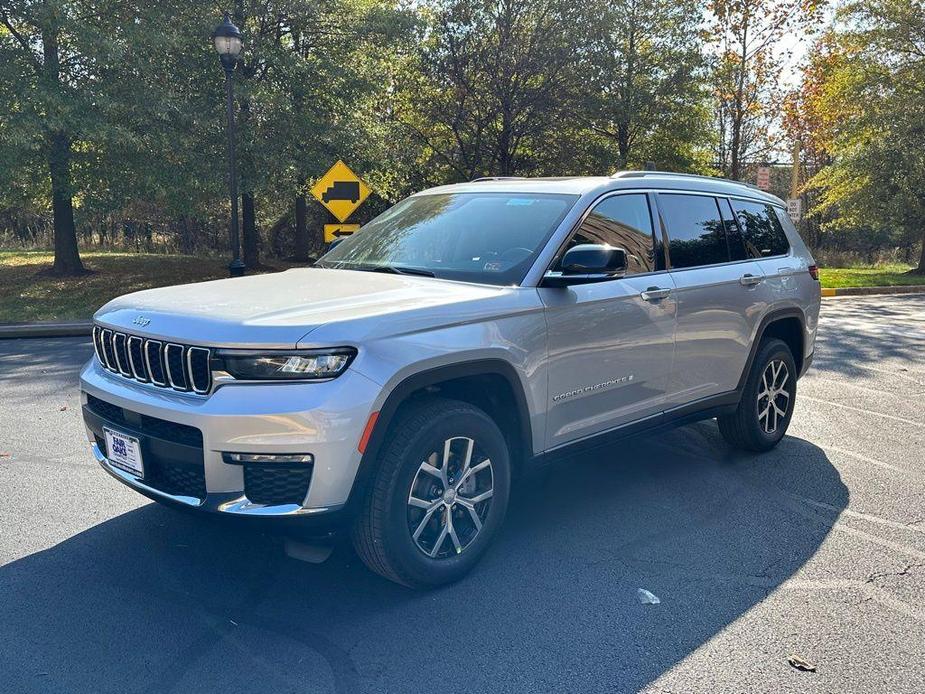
351;397;511;589
718;337;797;452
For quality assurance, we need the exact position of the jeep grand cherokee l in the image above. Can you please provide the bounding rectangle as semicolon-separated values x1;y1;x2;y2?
80;171;821;588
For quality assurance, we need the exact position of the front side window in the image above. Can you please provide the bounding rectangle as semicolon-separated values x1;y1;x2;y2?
731;200;791;258
317;192;578;286
557;193;657;275
659;194;729;269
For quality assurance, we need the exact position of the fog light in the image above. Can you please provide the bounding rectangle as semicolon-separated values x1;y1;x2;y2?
223;452;314;465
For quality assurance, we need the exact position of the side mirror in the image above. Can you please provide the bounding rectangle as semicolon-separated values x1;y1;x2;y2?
542;244;627;287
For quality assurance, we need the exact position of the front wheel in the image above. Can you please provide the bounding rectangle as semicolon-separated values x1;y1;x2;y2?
718;338;797;452
351;397;511;588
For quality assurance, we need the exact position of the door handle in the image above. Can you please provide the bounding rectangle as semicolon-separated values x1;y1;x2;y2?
640;287;671;302
740;274;763;286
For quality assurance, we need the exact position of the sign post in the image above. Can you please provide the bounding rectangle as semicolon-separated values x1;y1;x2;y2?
311;161;371;245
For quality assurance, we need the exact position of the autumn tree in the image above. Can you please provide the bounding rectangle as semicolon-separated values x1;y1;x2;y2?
709;0;820;179
807;0;925;273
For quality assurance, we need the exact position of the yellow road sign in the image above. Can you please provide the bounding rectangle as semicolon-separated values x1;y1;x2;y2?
324;223;360;243
310;160;371;222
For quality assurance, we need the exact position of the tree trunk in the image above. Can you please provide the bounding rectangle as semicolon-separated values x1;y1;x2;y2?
43;23;84;276
241;191;259;268
617;121;631;169
915;227;925;274
48;131;84;275
293;194;310;262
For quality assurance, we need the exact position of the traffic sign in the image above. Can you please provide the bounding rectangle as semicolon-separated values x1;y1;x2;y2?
310;160;371;223
787;198;802;222
324;223;360;243
756;165;771;191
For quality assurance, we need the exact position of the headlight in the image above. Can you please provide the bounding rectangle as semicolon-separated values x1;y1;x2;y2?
214;348;356;381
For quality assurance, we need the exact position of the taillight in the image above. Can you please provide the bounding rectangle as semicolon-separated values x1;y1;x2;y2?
808;264;819;281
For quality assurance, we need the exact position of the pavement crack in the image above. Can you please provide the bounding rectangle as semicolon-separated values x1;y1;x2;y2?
865;561;925;585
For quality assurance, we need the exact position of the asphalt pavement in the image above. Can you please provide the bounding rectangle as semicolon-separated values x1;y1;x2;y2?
1;294;924;693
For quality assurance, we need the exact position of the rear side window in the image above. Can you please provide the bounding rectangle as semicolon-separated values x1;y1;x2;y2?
659;194;729;269
719;198;749;262
561;193;657;275
731;200;791;258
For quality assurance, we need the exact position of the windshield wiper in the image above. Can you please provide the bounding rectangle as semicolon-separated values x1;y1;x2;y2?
366;264;436;277
318;261;436;277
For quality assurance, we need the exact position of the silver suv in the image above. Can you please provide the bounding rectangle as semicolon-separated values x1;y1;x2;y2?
80;172;821;588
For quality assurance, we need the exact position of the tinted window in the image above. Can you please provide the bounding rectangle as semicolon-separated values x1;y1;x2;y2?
660;194;729;269
561;194;656;275
731;200;791;257
720;198;749;261
319;192;577;286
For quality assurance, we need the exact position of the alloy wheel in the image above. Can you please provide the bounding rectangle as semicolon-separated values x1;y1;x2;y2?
757;359;790;434
407;436;494;559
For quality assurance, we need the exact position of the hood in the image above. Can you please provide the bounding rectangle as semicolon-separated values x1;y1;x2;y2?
93;268;511;348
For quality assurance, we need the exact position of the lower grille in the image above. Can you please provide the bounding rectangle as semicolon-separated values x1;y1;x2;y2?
145;459;207;499
95;434;207;499
244;465;313;505
87;394;206;500
86;394;202;447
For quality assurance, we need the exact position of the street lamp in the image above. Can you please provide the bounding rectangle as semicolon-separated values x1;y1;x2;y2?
213;13;245;277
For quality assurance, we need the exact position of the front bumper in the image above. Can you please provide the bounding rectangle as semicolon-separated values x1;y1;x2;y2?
80;357;382;517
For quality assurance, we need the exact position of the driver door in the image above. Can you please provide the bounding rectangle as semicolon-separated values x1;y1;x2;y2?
538;192;677;450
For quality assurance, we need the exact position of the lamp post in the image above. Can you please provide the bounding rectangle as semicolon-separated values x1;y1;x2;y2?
213;13;245;277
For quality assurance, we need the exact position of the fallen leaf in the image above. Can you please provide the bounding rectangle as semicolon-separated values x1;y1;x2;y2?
788;654;816;672
59;406;67;411
0;452;11;458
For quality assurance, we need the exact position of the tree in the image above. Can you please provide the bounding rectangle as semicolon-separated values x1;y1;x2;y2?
396;0;584;181
782;32;841;248
708;0;819;179
583;0;710;171
806;0;925;273
0;0;103;274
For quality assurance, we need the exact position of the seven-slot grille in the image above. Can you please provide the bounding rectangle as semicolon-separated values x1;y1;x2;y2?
92;326;212;394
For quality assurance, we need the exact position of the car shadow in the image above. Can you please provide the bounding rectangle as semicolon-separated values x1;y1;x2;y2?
0;421;846;693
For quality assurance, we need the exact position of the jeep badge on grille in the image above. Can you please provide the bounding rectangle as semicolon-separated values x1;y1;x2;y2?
132;316;151;327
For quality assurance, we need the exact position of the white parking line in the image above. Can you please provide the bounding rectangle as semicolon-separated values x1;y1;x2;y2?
800;395;925;427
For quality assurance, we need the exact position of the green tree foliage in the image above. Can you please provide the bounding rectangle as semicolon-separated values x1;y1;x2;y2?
806;0;925;272
582;0;711;172
394;0;587;181
0;0;800;271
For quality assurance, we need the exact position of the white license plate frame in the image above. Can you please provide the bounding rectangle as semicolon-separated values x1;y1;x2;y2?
103;427;145;478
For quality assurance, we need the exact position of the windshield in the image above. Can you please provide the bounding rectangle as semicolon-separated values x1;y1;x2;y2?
317;192;578;286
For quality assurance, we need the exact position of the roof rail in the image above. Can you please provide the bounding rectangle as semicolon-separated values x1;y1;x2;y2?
612;170;761;190
470;176;526;182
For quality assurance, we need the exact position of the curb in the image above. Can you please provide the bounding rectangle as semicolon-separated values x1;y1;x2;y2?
0;321;93;339
821;285;925;298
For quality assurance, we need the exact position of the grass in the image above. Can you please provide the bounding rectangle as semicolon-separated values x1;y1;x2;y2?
0;250;300;324
2;251;923;323
818;263;923;289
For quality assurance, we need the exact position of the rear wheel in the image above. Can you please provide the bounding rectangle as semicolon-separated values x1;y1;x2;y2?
718;338;797;452
351;397;511;588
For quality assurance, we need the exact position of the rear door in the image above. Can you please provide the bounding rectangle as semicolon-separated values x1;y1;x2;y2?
539;192;677;450
656;192;767;408
729;197;799;296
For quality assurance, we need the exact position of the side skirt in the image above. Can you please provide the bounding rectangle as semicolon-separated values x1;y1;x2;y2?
533;391;740;466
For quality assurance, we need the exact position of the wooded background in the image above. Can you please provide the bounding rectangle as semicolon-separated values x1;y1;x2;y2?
1;0;923;275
